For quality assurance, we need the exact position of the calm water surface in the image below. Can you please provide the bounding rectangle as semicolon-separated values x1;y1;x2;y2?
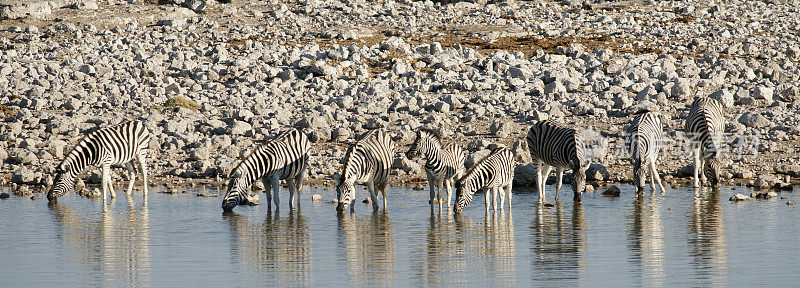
1;185;798;287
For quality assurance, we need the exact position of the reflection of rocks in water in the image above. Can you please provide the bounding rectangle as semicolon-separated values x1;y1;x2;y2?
337;212;396;286
688;189;728;286
49;197;151;286
224;208;311;286
530;202;585;285
628;194;665;286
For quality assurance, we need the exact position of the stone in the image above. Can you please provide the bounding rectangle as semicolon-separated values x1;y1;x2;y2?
710;89;734;108
513;164;536;188
331;127;352;141
753;85;774;103
312;194;323;201
586;164;609;181
12;167;35;184
737;112;770;128
729;193;750;201
602;185;621;197
229;121;252;135
191;146;211;161
490;120;512;138
787;201;796;206
0;192;9;199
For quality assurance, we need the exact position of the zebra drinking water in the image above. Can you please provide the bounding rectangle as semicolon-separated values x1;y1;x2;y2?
336;129;395;213
685;97;725;188
454;147;515;214
406;128;465;210
222;129;310;212
47;120;151;203
526;121;589;203
625;111;667;195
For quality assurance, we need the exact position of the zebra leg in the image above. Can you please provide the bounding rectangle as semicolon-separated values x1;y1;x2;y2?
271;176;281;210
125;162;136;196
506;182;513;210
692;147;701;188
367;181;379;211
651;160;666;194
555;167;564;202
498;186;505;211
379;181;388;210
295;170;305;206
262;177;272;207
492;185;498;212
427;175;436;206
136;152;149;197
444;179;453;208
541;163;553;203
103;164;116;200
286;178;297;209
535;160;545;202
700;157;708;186
485;187;491;213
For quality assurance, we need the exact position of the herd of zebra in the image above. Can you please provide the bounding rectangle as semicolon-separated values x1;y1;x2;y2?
45;97;726;214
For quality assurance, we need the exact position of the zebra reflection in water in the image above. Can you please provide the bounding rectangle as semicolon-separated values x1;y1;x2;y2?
49;197;151;286
688;189;728;286
628;194;666;286
223;209;311;286
530;202;586;285
336;212;396;286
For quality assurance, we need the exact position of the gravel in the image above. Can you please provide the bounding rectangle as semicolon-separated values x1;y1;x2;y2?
0;0;798;190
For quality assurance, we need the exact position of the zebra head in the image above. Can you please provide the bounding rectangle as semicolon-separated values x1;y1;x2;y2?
406;128;440;160
572;163;588;203
336;181;355;213
47;167;73;203
705;158;721;188
633;159;647;195
406;131;424;159
222;172;246;212
453;182;472;214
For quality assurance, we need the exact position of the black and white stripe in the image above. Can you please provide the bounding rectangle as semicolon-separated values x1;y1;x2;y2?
685;97;725;188
336;129;395;213
47;120;150;203
454;147;515;214
222;129;310;212
406;128;465;210
526;121;589;203
625;111;666;194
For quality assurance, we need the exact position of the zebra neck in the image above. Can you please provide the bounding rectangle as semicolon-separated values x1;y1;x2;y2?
463;169;486;198
422;143;443;170
62;148;95;177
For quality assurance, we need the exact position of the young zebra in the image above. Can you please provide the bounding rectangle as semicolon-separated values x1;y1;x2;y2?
625;111;666;195
336;129;395;213
222;129;310;212
453;147;515;214
47;120;150;203
526;121;589;203
685;97;725;188
406;128;465;210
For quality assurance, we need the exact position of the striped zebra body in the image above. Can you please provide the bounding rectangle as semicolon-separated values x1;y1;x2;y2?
526;121;589;203
625;111;666;194
222;129;310;212
406;128;466;210
454;147;515;214
47;120;150;203
336;129;395;213
685;98;725;188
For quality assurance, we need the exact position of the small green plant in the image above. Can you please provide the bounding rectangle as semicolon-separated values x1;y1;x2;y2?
164;96;200;110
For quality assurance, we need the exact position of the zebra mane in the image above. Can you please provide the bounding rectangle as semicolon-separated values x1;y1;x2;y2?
460;147;503;183
339;143;361;183
418;128;442;143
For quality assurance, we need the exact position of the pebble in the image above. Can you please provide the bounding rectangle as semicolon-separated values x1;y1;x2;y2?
312;194;322;201
602;185;621;197
0;192;9;199
729;193;750;201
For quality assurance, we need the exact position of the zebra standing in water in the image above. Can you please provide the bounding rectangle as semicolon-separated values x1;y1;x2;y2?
685;97;725;188
625;111;666;195
222;129;310;212
47;120;150;203
526;121;589;203
336;129;395;213
406;128;465;210
454;147;515;214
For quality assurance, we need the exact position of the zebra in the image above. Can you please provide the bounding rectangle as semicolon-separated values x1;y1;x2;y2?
625;111;666;195
222;129;310;212
336;129;395;213
526;120;589;203
47;120;150;203
685;97;725;188
454;147;515;214
406;128;466;210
